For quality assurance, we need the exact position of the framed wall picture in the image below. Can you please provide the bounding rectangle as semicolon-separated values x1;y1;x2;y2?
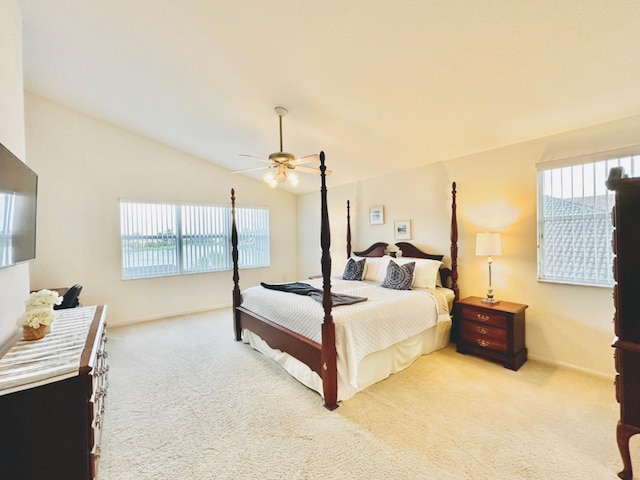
394;220;411;240
369;206;384;225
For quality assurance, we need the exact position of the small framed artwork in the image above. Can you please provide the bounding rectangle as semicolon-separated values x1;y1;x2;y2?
369;206;384;225
394;220;411;240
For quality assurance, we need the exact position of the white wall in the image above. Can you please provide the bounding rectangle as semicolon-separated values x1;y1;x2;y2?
25;93;298;327
298;116;640;378
0;0;29;347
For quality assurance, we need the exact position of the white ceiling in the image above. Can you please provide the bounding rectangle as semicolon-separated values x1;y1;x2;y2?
16;0;640;193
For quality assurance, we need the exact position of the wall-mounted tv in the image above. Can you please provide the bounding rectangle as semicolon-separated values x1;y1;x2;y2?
0;142;37;269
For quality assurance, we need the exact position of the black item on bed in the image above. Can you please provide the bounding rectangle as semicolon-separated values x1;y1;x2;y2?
260;282;367;306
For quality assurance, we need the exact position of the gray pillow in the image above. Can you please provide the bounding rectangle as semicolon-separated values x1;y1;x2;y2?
381;261;415;290
342;258;366;281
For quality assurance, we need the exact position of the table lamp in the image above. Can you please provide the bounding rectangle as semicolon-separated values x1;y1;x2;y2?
476;232;502;304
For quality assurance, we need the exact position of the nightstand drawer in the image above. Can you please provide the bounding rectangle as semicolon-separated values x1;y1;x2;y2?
460;306;508;329
460;322;507;352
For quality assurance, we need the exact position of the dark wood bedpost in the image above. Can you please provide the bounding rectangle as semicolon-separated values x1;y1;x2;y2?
319;152;338;410
346;200;351;258
231;188;242;341
450;182;459;301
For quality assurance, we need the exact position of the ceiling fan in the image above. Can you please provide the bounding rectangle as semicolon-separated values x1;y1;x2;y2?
231;107;329;188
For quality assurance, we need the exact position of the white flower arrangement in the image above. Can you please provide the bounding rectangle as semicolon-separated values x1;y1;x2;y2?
25;289;63;310
17;307;56;328
16;289;63;328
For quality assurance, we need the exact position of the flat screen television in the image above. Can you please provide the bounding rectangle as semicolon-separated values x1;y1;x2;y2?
0;142;37;269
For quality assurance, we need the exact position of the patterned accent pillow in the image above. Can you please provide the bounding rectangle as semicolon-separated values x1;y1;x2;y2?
381;260;415;290
342;257;366;281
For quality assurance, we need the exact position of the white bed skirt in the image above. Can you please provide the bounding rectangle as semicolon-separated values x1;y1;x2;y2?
243;318;451;402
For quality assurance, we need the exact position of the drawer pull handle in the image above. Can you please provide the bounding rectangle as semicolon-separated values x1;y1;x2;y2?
476;314;490;322
477;339;489;348
477;326;488;335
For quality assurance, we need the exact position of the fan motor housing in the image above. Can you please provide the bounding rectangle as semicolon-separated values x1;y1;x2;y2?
269;152;295;163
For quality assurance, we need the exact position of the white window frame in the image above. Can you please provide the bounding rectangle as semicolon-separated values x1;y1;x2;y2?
119;200;270;280
537;151;640;287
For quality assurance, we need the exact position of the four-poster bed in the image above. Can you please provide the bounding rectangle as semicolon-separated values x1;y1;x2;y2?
231;152;458;410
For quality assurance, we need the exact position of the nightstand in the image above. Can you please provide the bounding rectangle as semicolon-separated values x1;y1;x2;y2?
456;296;528;370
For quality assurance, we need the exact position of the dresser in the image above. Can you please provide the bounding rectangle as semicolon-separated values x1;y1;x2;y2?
606;168;640;480
456;296;527;370
0;305;108;480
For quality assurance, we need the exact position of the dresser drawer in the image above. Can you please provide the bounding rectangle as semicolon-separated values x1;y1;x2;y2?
460;306;508;329
460;321;508;352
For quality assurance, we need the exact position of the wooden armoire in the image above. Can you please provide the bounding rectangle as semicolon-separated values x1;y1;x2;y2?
606;167;640;480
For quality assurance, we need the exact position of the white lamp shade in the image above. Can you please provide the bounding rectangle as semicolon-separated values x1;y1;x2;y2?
287;171;299;187
476;233;502;256
263;171;278;188
263;166;300;188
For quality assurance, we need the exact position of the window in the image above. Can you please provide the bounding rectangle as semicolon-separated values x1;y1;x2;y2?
537;153;640;287
120;201;270;280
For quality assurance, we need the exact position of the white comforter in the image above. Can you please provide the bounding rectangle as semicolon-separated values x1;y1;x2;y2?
240;278;451;388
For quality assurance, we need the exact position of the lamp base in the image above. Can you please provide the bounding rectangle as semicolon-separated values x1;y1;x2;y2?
482;284;498;305
481;298;500;305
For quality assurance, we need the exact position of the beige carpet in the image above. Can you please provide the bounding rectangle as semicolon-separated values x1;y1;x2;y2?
99;309;628;479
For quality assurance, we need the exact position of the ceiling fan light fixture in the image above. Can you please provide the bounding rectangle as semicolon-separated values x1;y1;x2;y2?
262;165;299;188
287;171;299;187
236;106;320;188
263;171;278;188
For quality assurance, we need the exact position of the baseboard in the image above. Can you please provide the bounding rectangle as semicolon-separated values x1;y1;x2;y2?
109;303;232;328
527;353;614;381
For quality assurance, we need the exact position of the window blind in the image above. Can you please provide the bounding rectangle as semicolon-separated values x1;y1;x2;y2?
120;201;269;280
537;154;640;286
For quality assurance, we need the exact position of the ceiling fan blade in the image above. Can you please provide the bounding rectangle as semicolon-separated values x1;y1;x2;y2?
230;166;272;174
239;154;273;164
292;153;319;165
295;165;333;175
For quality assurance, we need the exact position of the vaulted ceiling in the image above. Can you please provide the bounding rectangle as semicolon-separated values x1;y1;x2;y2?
16;0;640;193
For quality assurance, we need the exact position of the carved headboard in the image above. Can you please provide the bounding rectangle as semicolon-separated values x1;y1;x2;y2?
353;241;453;290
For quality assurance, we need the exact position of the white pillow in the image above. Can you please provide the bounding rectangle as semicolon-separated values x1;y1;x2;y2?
393;257;442;289
373;255;393;283
362;256;380;281
435;267;443;287
359;255;391;282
